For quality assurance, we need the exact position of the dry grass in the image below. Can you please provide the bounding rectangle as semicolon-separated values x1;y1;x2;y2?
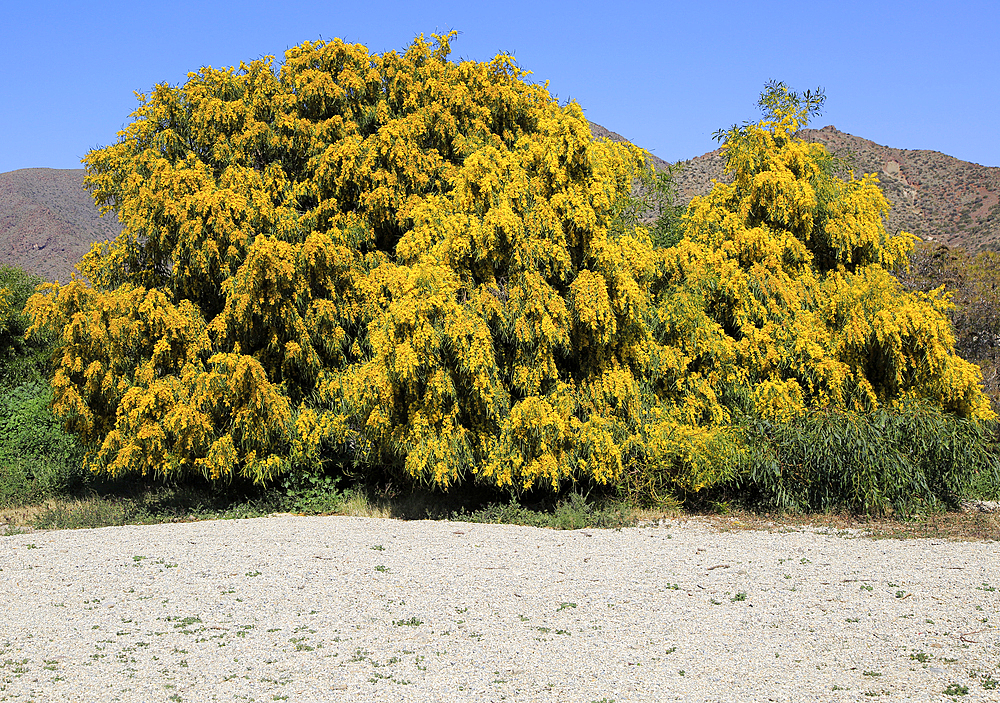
0;500;62;533
3;487;998;541
656;505;1000;541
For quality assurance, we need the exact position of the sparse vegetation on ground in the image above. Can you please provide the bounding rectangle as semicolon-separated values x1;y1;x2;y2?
2;473;999;540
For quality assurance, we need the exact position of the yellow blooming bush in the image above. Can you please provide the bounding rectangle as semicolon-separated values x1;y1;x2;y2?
651;82;993;425
901;243;1000;409
26;33;657;490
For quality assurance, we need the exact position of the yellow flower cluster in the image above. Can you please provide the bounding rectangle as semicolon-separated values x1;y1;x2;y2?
0;287;10;329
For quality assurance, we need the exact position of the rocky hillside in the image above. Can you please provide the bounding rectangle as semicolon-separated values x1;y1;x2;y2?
0;168;120;282
667;125;1000;252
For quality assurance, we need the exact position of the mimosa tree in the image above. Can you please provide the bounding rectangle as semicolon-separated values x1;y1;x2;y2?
27;33;657;491
640;81;996;511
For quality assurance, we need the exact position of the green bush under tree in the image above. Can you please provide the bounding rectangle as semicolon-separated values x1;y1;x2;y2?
1;264;88;507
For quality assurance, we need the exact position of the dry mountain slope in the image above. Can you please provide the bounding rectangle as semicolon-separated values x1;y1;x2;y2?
2;123;997;282
0;168;121;282
669;125;1000;252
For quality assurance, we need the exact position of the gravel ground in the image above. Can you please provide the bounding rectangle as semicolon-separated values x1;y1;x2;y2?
1;515;998;702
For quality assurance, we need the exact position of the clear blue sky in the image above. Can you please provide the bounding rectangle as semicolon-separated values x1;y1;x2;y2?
3;0;998;173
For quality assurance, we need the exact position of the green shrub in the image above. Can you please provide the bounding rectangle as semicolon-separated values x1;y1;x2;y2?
1;265;87;508
731;401;998;515
279;468;345;515
0;381;87;503
0;264;51;388
0;459;39;509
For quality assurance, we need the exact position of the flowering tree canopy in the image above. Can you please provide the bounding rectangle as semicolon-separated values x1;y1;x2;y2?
652;82;992;424
27;33;658;490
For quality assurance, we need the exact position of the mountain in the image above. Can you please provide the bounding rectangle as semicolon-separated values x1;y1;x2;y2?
2;124;998;282
667;125;1000;252
0;168;120;282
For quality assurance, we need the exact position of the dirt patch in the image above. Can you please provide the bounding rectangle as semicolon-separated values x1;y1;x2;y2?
650;504;1000;541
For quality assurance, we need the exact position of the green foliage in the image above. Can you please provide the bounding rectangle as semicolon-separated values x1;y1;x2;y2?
279;469;344;514
0;265;87;507
732;401;998;515
0;381;88;505
0;460;37;509
0;264;51;388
